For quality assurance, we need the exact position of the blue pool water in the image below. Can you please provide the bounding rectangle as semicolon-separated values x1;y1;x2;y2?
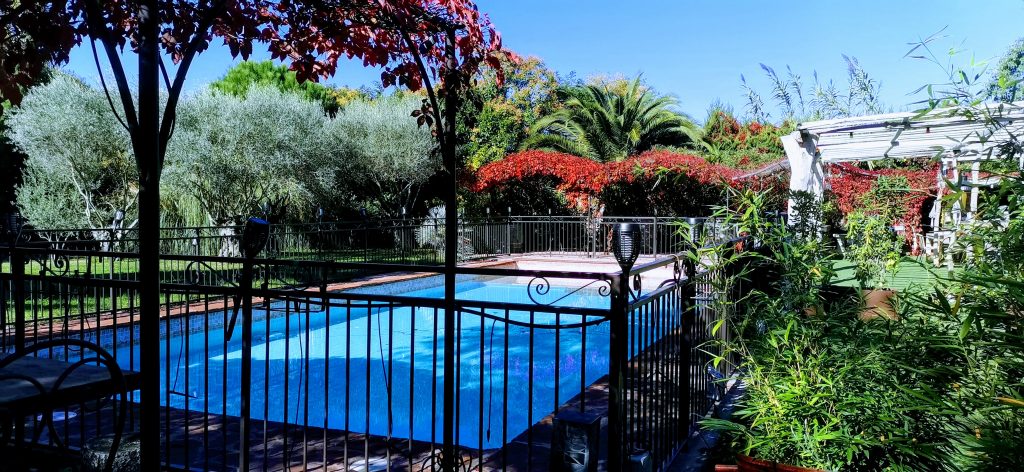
111;277;613;450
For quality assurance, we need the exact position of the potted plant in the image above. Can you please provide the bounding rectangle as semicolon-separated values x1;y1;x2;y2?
844;209;903;320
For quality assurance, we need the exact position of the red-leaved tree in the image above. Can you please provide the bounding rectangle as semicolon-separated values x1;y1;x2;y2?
2;1;507;468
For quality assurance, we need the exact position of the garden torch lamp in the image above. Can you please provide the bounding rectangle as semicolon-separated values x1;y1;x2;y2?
240;217;270;259
613;223;640;272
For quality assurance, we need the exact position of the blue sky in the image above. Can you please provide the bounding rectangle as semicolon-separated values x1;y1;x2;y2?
63;0;1024;121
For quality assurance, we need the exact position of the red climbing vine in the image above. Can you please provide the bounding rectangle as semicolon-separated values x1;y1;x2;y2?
472;150;788;214
828;162;939;236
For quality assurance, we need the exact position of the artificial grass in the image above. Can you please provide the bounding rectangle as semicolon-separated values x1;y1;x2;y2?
830;257;955;291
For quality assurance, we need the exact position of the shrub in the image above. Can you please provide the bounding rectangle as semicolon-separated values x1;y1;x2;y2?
701;110;794;169
471;149;781;215
701;190;964;472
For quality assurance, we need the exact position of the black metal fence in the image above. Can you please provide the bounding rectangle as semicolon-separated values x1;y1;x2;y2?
0;235;752;471
12;216;737;263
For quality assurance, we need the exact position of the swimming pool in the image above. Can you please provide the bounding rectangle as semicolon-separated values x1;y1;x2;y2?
110;275;613;450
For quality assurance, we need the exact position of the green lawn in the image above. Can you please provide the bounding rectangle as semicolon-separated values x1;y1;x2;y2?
2;249;443;323
831;257;955;291
1;248;442;277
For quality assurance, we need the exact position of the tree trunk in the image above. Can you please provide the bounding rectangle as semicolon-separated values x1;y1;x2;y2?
217;225;241;257
441;29;460;472
135;0;162;469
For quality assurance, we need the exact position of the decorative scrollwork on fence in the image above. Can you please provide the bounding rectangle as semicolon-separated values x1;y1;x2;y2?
654;256;690;291
458;305;610;330
526;276;613;307
415;447;476;472
628;272;643;302
183;260;239;287
253;262;326;290
34;253;71;277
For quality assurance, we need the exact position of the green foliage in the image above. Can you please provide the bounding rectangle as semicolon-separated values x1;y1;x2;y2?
522;76;702;162
788;190;827;241
211;60;364;115
901;184;1024;470
5;72;136;233
163;86;324;225
6;67;441;230
462;56;561;168
478;56;562;126
698;190;964;472
866;175;914;220
700;109;794;169
986;38;1024;103
845;210;902;288
844;175;909;288
465;99;525;169
906;34;1024;467
742;57;884;122
324;94;437;218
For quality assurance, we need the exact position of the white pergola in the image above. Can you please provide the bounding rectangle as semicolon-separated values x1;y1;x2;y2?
783;102;1024;227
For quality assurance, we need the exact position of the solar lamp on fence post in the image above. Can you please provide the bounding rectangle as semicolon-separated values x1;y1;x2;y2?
613;223;640;272
608;222;640;468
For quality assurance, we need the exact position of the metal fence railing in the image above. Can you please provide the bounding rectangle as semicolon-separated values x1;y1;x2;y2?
9;215;739;263
0;235;755;471
607;238;753;469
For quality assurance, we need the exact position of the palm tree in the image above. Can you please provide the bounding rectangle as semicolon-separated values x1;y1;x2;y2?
521;77;702;162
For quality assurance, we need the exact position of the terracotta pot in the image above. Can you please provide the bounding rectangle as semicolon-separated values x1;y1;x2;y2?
724;454;825;472
860;288;897;321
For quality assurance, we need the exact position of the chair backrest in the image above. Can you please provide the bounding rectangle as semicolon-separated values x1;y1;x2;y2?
0;339;128;472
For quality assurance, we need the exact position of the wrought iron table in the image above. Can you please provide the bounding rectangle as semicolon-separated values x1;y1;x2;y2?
0;341;140;471
0;356;140;410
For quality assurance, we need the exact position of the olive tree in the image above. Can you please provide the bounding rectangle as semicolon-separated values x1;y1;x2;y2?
324;94;438;218
5;73;137;243
164;86;326;240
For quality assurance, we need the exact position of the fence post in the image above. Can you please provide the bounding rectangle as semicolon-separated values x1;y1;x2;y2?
608;272;630;470
679;249;698;446
238;257;255;472
506;214;513;256
11;248;25;353
652;216;658;256
547;209;553;256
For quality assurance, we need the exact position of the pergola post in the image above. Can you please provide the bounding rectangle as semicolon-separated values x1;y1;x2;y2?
934;160;945;230
970;161;981;217
781;131;824;219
